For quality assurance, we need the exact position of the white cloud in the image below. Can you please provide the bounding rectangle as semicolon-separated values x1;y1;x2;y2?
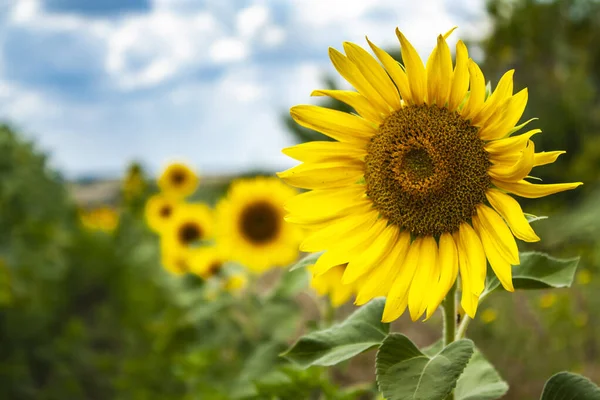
236;4;269;37
209;38;249;64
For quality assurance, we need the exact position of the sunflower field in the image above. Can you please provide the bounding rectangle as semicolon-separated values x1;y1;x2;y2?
2;0;600;399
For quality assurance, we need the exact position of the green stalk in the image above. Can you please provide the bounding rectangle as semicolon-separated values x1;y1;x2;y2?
443;282;457;400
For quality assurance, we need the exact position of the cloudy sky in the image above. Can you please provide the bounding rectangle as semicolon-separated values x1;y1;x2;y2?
0;0;490;178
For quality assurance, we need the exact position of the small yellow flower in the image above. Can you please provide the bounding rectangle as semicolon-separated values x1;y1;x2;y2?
162;203;213;251
80;207;119;232
158;162;199;199
480;308;497;324
310;264;356;307
188;247;225;279
539;292;558;309
278;27;581;322
122;162;146;202
576;269;592;286
160;247;193;275
145;194;179;233
224;273;248;293
216;177;303;273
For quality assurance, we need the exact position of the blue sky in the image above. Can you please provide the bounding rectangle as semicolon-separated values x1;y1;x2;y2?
0;0;490;178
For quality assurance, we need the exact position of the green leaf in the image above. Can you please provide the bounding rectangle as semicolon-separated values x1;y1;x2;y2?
282;298;388;368
485;252;579;293
376;334;474;400
455;350;509;400
269;266;310;299
541;372;600;400
289;251;323;271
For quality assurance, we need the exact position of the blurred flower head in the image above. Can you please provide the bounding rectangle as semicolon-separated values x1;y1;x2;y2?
539;292;558;309
158;162;199;199
144;194;179;233
80;207;119;232
162;203;213;251
310;264;356;307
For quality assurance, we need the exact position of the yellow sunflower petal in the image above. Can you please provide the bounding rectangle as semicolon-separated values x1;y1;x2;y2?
284;185;364;215
342;221;398;284
448;40;469;111
492;179;583;199
534;151;565;167
395;29;427;105
282;141;367;162
478;88;528;141
476;204;519;265
488;140;535;182
426;34;452;106
285;198;372;226
408;236;438;321
472;70;514;126
290;105;376;143
457;222;486;296
343;42;401;110
277;160;364;189
366;37;413;104
484;129;541;154
328;47;390;114
354;230;410;306
461;60;486;121
381;235;420;322
426;232;459;318
311;89;384;124
485;189;540;242
473;215;515;292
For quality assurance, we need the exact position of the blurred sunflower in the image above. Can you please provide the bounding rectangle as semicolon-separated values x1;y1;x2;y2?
80;207;119;232
161;247;193;275
310;264;356;307
162;203;213;251
145;194;178;233
158;162;199;199
223;273;247;293
188;247;225;279
278;28;582;322
216;177;302;273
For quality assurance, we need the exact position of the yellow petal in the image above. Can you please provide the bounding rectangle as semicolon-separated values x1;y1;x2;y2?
484;129;541;154
328;47;390;114
277;160;363;189
426;232;459;318
395;29;427;104
354;230;409;306
457;222;486;296
284;185;364;214
311;89;384;124
478;88;529;141
300;209;378;252
285;198;372;226
488;140;535;182
366;37;412;104
343;42;401;110
312;250;350;276
461;60;486;121
492;179;583;199
472;70;514;126
343;221;399;284
331;280;355;307
443;26;458;39
426;35;453;106
338;218;388;284
408;236;438;321
534;151;565;167
448;40;469;111
282;141;367;162
475;204;519;265
472;215;515;292
290;105;376;143
381;235;420;322
485;189;540;242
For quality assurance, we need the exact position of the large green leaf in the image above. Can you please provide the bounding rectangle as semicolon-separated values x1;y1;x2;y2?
282;298;388;368
289;251;323;271
455;350;509;400
376;334;474;400
541;372;600;400
486;252;579;293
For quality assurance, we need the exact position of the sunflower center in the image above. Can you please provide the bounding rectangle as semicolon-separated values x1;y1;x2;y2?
364;105;491;237
159;205;172;218
178;222;202;245
239;201;280;244
207;261;222;277
171;170;186;185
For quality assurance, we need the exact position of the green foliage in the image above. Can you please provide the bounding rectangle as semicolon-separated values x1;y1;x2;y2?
454;350;509;400
376;334;474;400
289;251;323;271
541;372;600;400
283;298;388;368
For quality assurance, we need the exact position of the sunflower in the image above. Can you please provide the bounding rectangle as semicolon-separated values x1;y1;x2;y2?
161;247;194;275
310;264;357;307
188;246;225;279
145;194;179;233
158;162;199;199
162;203;213;250
80;207;119;232
278;28;582;322
216;177;303;273
223;273;247;293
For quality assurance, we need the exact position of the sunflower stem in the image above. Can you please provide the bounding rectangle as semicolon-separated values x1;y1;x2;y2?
443;282;457;347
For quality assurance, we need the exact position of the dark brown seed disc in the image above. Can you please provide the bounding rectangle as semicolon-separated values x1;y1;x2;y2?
364;105;491;237
239;201;281;245
178;222;203;244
